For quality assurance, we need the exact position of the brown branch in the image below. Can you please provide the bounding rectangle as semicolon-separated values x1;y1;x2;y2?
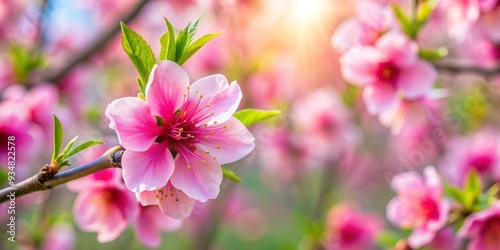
0;149;124;203
36;0;150;84
434;61;500;75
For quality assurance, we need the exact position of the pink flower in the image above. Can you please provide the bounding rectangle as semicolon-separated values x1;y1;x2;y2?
134;204;183;248
41;223;75;250
459;201;500;250
136;181;195;219
69;168;137;243
105;60;255;202
441;127;500;186
325;204;382;250
332;1;392;53
340;32;437;115
387;166;450;248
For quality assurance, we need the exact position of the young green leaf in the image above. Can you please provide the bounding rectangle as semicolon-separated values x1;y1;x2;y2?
52;114;64;161
418;47;448;61
66;140;104;158
234;109;281;127
120;22;157;90
160;32;170;60
177;31;224;65
444;185;464;204
0;168;8;186
62;136;78;158
391;5;417;39
164;18;177;61
464;169;482;209
222;165;242;183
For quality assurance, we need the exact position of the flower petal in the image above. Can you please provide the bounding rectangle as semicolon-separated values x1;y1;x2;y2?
188;75;242;125
105;97;160;152
397;60;436;99
135;205;162;248
340;47;385;87
136;190;159;206
145;61;190;121
391;171;426;196
158;182;195;219
408;226;435;248
197;117;255;164
376;32;418;67
170;148;222;202
122;143;175;192
362;84;399;115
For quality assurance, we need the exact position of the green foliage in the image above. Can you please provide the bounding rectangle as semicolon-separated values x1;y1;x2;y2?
160;17;223;65
377;230;402;248
120;22;157;94
418;47;448;61
221;165;242;183
391;1;437;40
9;44;44;83
50;114;103;170
444;169;491;212
52;114;64;162
0;168;8;186
234;109;281;127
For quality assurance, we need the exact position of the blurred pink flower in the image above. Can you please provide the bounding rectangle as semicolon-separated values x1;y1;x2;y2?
136;181;195;219
427;227;456;250
70;168;137;243
105;60;255;202
134;204;183;248
459;201;500;250
387;166;450;248
331;1;392;53
340;32;437;115
292;89;357;162
325;204;382;250
441;127;500;186
41;222;75;250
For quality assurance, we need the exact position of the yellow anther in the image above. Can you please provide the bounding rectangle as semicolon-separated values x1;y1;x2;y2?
210;131;214;134
207;104;211;107
204;136;209;139
223;125;227;129
217;145;221;149
203;123;208;127
200;94;204;98
187;165;192;169
205;151;210;154
202;160;206;163
214;121;218;124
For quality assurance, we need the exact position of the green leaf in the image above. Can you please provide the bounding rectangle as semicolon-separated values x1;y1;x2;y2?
164;18;177;61
419;47;448;61
66;140;104;158
417;0;438;27
222;165;242;183
0;168;8;186
160;32;170;60
233;109;281;127
445;185;464;204
52;114;64;162
376;230;402;248
120;22;157;91
177;31;224;65
464;169;482;209
391;5;417;39
62;136;78;158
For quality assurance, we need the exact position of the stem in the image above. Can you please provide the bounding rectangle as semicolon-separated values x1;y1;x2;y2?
0;149;124;203
35;0;150;84
434;61;500;75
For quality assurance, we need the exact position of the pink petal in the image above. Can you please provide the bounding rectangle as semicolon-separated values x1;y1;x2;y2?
96;204;128;243
158;182;195;219
73;190;103;231
424;166;443;200
136;190;159;206
340;47;386;86
386;197;408;228
376;32;418;67
362;84;399;115
426;199;450;232
146;61;190;121
408;226;435;248
135;206;162;248
105;97;160;152
188;75;242;125
121;143;175;192
391;171;426;196
397;60;437;99
170;148;223;202
331;18;364;53
197;117;255;164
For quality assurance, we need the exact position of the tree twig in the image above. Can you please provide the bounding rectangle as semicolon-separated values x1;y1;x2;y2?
0;149;124;203
36;0;150;84
434;61;500;75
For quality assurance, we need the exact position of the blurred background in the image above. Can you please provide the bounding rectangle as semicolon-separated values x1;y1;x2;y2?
1;0;500;249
